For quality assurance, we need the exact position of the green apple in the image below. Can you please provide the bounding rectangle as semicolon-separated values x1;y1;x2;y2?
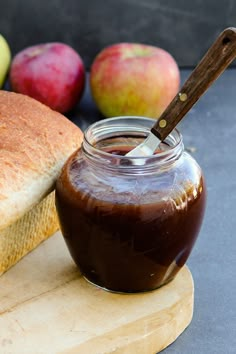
90;43;180;119
0;34;11;88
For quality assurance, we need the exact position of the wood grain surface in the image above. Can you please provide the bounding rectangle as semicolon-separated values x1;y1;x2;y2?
0;232;194;354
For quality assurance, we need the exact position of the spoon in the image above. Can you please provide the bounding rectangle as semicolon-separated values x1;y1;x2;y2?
126;27;236;157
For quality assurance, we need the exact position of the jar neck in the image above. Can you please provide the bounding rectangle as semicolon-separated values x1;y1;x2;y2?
82;116;184;175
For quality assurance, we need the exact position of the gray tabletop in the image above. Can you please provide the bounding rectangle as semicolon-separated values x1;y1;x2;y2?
68;68;236;354
175;69;236;354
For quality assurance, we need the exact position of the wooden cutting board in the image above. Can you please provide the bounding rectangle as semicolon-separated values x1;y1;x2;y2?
0;232;194;354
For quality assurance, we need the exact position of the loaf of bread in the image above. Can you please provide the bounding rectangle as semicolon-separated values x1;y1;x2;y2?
0;90;83;275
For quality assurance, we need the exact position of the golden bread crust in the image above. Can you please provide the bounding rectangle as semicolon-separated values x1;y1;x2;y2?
0;90;83;230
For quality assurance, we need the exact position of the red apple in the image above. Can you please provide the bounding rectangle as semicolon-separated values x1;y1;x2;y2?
10;42;85;113
90;43;180;118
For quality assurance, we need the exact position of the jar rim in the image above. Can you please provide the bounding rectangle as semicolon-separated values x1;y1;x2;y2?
83;116;184;171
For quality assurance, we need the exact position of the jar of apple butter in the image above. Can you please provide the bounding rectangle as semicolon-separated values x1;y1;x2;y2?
56;117;206;293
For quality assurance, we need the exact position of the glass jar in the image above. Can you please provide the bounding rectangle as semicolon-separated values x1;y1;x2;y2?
56;117;206;293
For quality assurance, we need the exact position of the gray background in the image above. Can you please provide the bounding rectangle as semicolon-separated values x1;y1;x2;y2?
1;0;236;68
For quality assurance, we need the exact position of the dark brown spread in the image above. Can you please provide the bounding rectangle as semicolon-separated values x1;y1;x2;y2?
56;147;206;293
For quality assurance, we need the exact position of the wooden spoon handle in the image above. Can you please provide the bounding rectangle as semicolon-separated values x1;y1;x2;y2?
151;27;236;141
